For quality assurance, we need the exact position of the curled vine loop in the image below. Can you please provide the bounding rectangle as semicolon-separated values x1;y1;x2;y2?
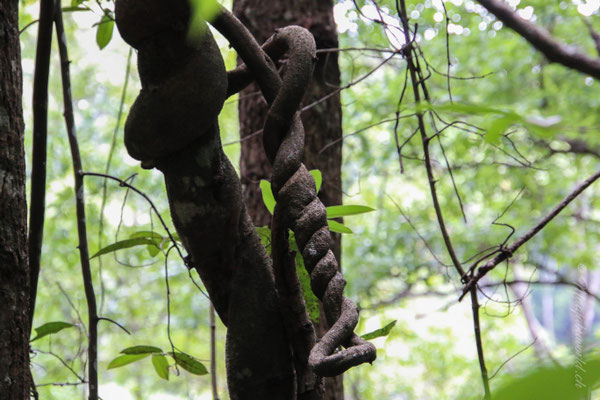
268;28;376;378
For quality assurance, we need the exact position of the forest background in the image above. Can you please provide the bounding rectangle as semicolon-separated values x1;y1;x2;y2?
12;0;600;398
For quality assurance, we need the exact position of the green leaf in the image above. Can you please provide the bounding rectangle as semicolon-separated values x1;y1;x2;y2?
494;358;600;400
120;345;163;355
259;180;276;215
61;6;89;12
482;116;513;144
31;321;74;342
152;354;169;380
289;234;320;323
326;205;375;219
188;0;220;41
327;220;353;234
427;101;518;118
90;238;156;258
171;352;208;375
255;226;271;250
147;244;160;257
96;15;114;50
130;231;163;240
309;169;322;193
361;320;397;340
107;354;149;369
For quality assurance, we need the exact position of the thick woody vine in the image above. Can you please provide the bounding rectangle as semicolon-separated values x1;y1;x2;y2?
113;0;376;395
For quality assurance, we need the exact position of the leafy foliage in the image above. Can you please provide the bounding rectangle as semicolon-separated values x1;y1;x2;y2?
95;14;114;50
31;321;74;342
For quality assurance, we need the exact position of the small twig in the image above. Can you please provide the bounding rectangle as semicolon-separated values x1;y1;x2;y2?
98;47;132;313
441;2;452;103
488;340;536;380
97;317;130;335
56;282;88;338
319;116;411;154
163;247;179;370
54;3;98;398
210;303;219;400
82;172;186;264
34;349;85;383
481;279;600;304
386;194;449;268
301;50;401;113
460;168;600;300
36;381;87;387
315;46;398;54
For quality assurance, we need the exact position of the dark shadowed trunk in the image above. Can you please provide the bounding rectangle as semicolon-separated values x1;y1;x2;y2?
233;1;344;398
0;1;31;398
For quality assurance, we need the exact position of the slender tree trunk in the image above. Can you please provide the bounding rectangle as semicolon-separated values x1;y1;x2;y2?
232;1;344;398
582;270;600;336
539;268;555;337
0;1;31;398
512;268;552;360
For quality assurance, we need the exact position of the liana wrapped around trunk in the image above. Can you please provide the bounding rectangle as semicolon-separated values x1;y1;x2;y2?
114;1;375;398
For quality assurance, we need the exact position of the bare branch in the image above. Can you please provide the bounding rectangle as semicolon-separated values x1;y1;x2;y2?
476;0;600;79
54;3;98;398
461;168;600;300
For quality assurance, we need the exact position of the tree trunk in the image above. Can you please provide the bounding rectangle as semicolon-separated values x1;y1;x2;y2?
0;1;31;398
233;1;344;398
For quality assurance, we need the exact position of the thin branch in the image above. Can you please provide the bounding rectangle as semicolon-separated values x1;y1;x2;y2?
34;349;85;383
36;381;87;387
319;116;411;154
82;172;185;264
210;303;219;400
481;279;600;304
28;0;55;332
315;46;398;54
476;0;600;79
488;340;536;380
54;3;98;398
301;50;401;113
396;2;466;279
386;194;449;268
470;286;492;399
97;317;130;335
98;47;132;313
461;168;600;300
56;282;88;338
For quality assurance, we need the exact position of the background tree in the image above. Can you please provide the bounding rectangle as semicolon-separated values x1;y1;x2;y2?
0;0;30;397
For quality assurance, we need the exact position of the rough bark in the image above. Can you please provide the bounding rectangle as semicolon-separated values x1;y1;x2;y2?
232;1;344;397
0;1;31;398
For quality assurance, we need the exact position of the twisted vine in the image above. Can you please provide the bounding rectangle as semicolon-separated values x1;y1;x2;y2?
212;10;376;377
114;0;375;389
